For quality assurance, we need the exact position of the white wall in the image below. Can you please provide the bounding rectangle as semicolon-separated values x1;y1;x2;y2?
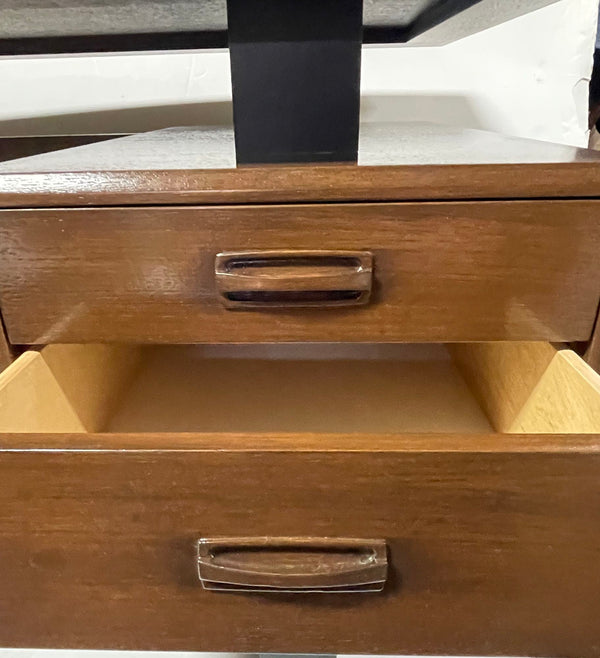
0;0;597;146
361;0;598;145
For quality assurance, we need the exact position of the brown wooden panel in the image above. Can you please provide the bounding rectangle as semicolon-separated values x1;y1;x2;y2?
0;200;599;343
0;434;599;657
0;162;600;208
450;342;557;431
0;135;123;164
3;163;600;208
41;344;142;432
2;431;599;452
451;343;600;433
585;303;600;373
0;312;12;369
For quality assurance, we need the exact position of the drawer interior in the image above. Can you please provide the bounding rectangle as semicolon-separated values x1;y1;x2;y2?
0;342;599;434
0;342;600;434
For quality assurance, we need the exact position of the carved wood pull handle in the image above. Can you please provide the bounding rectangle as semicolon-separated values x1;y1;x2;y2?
215;250;373;308
197;537;388;593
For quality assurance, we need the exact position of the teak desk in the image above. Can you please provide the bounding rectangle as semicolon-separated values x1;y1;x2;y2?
0;123;599;658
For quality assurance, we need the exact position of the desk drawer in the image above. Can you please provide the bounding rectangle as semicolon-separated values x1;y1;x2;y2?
0;343;599;657
1;200;599;343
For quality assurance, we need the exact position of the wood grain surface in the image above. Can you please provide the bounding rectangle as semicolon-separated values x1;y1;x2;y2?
2;162;600;208
1;201;598;344
0;313;12;369
511;349;600;433
0;351;85;432
0;436;599;657
41;344;142;432
450;342;558;431
2;124;600;207
585;304;600;373
0;135;123;164
451;343;600;432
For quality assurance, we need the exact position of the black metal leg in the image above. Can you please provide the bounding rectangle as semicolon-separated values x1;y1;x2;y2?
226;0;363;165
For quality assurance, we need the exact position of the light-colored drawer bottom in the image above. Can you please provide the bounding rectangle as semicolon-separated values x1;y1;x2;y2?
1;341;599;435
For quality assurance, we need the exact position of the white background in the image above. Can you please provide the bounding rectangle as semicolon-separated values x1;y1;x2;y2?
0;0;598;147
0;1;598;658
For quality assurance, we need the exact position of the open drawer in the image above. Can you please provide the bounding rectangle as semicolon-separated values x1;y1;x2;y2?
0;342;599;657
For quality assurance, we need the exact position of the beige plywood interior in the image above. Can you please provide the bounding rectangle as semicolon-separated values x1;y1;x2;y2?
0;342;599;434
106;345;490;433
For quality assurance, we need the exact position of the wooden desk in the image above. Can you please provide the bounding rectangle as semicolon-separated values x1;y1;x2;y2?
0;123;598;657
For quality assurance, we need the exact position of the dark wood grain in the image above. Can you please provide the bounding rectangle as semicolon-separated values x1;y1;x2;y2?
0;311;13;369
585;313;600;374
0;162;600;208
0;433;599;657
2;162;600;208
0;135;123;164
2;431;599;452
2;124;600;207
1;200;599;344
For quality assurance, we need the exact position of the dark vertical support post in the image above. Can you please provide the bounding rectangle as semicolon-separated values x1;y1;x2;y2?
227;0;363;165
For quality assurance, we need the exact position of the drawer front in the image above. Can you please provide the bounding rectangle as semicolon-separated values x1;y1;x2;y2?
1;200;599;343
0;439;599;657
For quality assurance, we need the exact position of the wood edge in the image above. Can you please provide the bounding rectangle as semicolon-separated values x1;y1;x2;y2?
0;350;39;387
0;432;599;453
0;350;86;432
40;344;144;432
509;349;600;433
559;349;600;388
1;162;600;207
0;310;14;370
448;342;558;432
584;299;600;373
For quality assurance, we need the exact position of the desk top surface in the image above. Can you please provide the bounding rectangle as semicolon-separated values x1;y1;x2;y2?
1;123;599;207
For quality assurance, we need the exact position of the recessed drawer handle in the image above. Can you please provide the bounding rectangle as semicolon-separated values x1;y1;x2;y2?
197;537;388;593
215;250;373;308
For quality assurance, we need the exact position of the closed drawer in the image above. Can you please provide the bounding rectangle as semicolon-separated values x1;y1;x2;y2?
0;342;599;657
0;200;599;344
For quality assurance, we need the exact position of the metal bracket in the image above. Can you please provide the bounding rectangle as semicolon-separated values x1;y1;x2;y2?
226;0;363;165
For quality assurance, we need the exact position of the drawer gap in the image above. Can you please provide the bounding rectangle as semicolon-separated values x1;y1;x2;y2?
0;342;599;435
